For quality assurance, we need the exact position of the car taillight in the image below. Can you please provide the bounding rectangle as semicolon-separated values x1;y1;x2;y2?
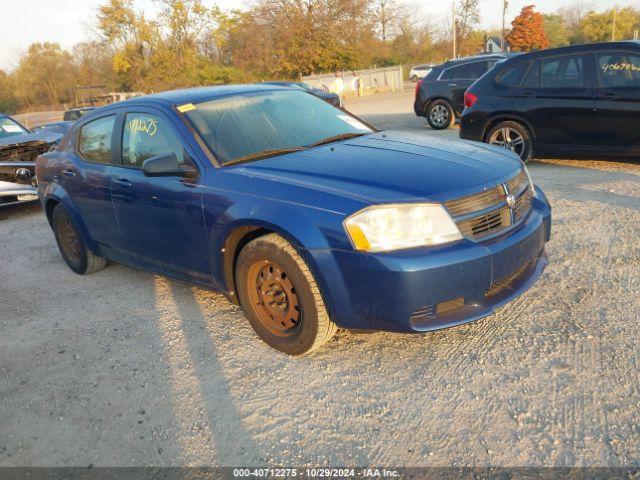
415;79;423;97
464;91;478;109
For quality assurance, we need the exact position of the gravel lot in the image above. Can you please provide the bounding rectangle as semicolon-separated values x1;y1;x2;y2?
2;88;640;468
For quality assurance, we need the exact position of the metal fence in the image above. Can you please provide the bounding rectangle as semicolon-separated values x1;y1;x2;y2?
302;66;403;96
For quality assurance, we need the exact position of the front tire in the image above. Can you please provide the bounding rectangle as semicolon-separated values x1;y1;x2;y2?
235;234;337;355
427;100;454;130
52;205;107;275
485;121;533;162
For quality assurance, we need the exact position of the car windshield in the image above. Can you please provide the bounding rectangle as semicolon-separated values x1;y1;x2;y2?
184;90;373;165
0;116;29;139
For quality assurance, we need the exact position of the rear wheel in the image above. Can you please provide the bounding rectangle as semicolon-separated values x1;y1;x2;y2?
486;121;533;162
52;205;106;275
427;100;454;130
235;234;337;355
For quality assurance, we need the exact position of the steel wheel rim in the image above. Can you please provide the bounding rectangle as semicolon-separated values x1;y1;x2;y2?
246;260;302;337
489;127;526;157
429;105;449;127
59;217;82;263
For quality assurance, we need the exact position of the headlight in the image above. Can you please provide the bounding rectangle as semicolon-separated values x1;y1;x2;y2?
344;203;463;252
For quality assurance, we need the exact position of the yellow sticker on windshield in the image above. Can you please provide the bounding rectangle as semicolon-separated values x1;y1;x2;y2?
177;103;196;113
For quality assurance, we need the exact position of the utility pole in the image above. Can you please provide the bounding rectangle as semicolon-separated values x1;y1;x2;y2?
611;6;617;41
501;0;508;51
452;0;457;59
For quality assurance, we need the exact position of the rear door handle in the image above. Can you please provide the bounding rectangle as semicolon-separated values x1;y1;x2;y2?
113;178;131;188
448;83;458;87
61;169;76;178
600;92;620;100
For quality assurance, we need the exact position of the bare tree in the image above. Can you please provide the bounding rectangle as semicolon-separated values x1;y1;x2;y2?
558;0;594;31
455;0;480;53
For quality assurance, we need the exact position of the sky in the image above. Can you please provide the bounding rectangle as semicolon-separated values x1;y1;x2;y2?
1;0;637;71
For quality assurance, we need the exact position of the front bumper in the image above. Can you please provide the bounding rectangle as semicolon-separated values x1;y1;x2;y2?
0;180;39;206
310;187;551;333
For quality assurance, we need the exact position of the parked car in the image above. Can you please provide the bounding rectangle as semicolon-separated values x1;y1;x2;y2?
460;41;640;161
63;107;96;122
261;81;342;107
32;121;75;135
409;64;434;82
0;113;62;206
36;84;551;354
414;54;512;129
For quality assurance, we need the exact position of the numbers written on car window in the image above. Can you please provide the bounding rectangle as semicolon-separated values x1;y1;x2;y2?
122;113;189;168
598;52;640;88
78;115;116;164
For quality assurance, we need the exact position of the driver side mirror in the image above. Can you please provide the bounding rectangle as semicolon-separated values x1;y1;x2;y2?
142;153;196;178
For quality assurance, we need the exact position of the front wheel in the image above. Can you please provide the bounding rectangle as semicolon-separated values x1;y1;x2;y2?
235;234;337;355
52;205;107;275
485;121;533;162
427;100;454;130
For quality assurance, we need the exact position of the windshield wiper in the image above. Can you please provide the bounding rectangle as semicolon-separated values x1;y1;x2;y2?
224;147;305;166
306;132;367;148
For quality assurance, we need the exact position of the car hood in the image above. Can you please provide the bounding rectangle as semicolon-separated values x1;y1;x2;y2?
230;131;523;205
0;130;63;149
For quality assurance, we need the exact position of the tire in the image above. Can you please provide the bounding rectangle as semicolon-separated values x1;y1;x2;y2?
411;75;418;82
485;121;533;163
235;233;337;355
427;100;454;130
52;205;107;275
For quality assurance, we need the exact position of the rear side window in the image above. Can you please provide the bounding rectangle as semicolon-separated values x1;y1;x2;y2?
78;115;115;164
121;113;186;168
497;62;531;86
598;52;640;88
541;55;585;88
441;61;487;80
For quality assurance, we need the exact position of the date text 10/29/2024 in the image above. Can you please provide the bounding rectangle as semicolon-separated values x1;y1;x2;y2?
233;468;400;478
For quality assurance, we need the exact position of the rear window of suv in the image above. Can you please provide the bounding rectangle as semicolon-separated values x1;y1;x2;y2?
598;52;640;88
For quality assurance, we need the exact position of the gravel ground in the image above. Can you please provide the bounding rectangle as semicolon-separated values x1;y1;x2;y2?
1;89;640;467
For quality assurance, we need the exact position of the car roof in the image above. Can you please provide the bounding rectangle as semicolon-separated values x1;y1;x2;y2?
112;84;295;109
438;53;514;68
505;40;640;62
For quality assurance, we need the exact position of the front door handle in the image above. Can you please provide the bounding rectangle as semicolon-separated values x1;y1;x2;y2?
113;178;131;188
448;83;458;87
61;169;76;178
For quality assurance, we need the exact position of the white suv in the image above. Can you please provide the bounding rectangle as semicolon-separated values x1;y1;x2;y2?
409;64;434;82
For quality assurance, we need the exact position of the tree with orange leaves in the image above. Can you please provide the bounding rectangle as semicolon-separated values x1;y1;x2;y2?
506;5;549;52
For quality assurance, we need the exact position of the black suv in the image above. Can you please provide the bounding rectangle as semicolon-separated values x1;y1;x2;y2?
414;54;511;129
460;41;640;161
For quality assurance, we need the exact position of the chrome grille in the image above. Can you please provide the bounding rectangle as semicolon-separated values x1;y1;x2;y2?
0;141;51;163
444;185;504;217
505;169;529;196
444;169;533;241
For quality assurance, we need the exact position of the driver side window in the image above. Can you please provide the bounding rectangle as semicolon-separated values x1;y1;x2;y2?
121;113;189;168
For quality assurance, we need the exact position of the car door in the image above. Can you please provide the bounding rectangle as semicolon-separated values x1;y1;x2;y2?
109;108;212;283
443;60;492;114
514;53;597;153
63;114;121;247
594;49;640;153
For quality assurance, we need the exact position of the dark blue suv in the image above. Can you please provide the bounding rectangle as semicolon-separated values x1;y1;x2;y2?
414;54;511;129
460;41;640;161
36;85;551;354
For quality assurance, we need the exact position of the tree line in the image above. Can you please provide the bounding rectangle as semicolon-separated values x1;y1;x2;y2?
0;0;638;113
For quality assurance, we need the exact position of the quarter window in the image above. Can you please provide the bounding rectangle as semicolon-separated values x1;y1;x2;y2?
442;61;488;80
598;52;640;88
78;115;115;164
121;113;187;168
497;62;531;87
541;55;585;88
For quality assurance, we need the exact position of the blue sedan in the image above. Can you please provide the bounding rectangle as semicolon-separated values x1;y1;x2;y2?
36;85;551;355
